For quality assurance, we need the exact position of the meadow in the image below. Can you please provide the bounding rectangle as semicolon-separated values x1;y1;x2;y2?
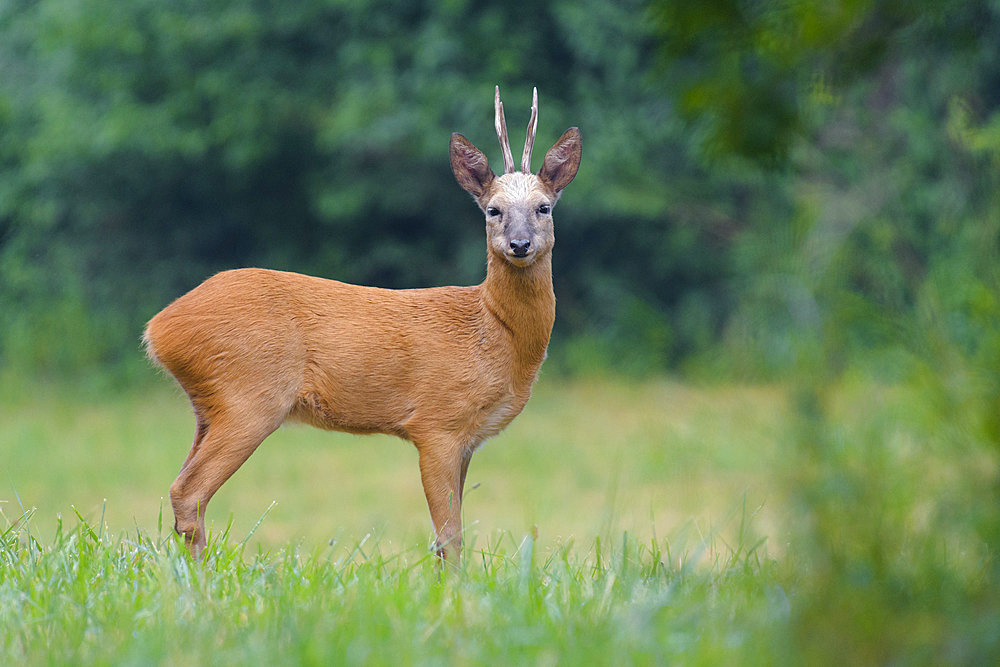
1;375;785;553
3;372;997;663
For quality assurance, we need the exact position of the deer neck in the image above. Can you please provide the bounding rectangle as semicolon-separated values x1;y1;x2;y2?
481;251;555;371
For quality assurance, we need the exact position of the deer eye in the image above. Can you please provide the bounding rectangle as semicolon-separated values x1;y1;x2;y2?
538;204;551;215
486;207;500;217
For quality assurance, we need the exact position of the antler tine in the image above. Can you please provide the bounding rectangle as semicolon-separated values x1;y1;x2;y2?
494;86;515;174
521;87;538;173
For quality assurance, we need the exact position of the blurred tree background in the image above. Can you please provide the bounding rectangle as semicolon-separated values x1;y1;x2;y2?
1;0;998;380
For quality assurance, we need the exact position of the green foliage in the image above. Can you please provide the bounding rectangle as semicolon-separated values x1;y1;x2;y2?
1;0;708;377
1;0;999;379
649;0;992;162
778;295;1000;662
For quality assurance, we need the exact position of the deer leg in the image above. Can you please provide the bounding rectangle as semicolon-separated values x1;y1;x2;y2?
178;417;209;473
459;449;473;502
169;411;278;557
416;443;471;562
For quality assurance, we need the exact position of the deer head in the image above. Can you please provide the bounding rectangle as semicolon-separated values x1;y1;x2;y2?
450;87;582;268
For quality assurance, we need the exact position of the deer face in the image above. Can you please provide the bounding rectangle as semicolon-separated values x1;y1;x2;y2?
450;87;581;268
482;173;554;266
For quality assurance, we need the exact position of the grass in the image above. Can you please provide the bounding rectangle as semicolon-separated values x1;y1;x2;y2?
0;375;785;555
2;373;999;663
1;512;781;664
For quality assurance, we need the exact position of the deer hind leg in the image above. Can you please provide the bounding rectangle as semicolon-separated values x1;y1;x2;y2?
169;409;280;558
416;440;475;562
179;416;209;473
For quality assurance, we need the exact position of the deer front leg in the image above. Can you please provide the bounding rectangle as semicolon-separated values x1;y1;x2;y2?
416;443;473;562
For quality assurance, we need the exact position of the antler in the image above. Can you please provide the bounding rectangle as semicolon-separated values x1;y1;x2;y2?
494;86;516;174
521;87;538;173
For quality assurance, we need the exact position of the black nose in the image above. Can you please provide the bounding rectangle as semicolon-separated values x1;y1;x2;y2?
510;239;531;257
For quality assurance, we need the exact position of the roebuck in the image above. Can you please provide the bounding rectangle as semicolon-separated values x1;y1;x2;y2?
144;87;581;560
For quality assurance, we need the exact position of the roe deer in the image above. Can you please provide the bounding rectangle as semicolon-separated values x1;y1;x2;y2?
143;87;581;561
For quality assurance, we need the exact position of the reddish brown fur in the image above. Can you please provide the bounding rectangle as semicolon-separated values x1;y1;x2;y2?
144;90;581;561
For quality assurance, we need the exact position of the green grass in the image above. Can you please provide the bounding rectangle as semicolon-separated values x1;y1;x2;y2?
2;374;999;664
0;376;785;555
1;513;781;664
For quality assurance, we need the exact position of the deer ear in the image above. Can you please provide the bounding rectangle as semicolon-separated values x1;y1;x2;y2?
538;127;581;193
450;133;495;197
